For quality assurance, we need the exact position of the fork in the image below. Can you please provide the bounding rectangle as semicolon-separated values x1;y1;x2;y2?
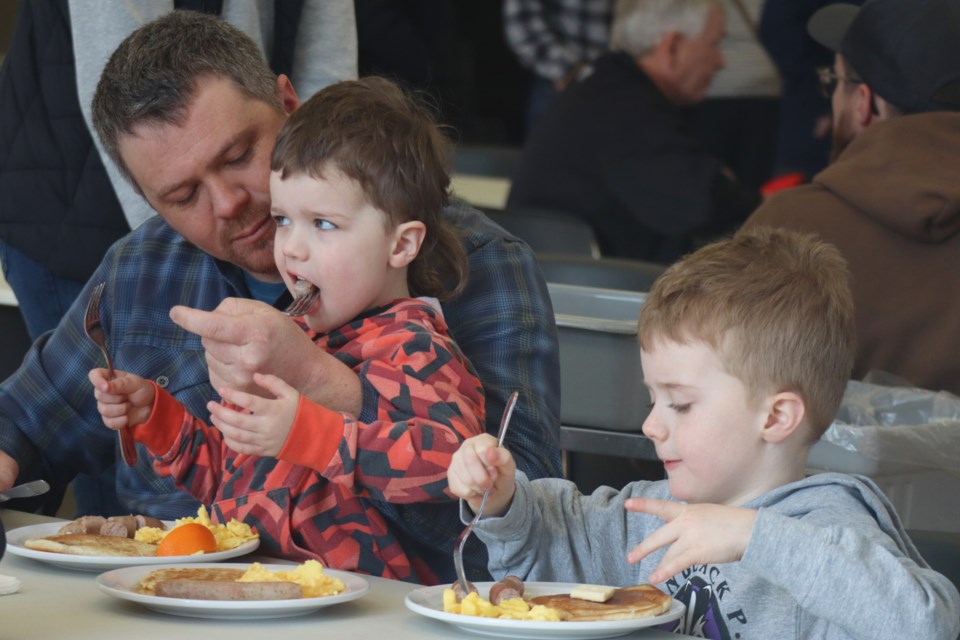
282;287;320;316
453;391;519;595
83;282;137;466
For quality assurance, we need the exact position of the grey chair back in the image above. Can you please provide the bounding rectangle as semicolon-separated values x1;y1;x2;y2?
481;207;600;257
538;254;666;292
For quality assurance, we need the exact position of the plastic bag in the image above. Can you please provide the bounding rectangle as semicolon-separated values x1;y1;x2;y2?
821;380;960;474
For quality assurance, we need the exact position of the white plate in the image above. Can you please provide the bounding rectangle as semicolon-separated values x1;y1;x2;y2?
405;582;684;639
96;562;369;619
4;522;260;572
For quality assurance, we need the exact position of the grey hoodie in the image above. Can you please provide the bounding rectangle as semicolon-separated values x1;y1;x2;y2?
472;472;960;639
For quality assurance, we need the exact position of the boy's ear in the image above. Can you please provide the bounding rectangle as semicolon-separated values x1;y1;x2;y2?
389;221;426;268
761;391;806;443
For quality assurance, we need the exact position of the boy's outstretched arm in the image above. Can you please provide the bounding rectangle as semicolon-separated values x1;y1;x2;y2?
448;434;517;517
88;368;157;430
625;498;757;583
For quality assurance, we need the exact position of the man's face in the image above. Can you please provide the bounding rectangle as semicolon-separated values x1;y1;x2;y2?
670;7;726;105
118;77;294;281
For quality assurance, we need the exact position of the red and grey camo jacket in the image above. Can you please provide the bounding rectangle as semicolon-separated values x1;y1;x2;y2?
132;298;485;583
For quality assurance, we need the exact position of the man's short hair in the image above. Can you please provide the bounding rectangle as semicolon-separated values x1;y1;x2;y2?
271;77;467;301
92;11;282;187
808;0;960;114
638;227;856;438
610;0;718;58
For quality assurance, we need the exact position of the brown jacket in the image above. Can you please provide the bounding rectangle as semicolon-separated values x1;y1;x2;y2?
743;112;960;395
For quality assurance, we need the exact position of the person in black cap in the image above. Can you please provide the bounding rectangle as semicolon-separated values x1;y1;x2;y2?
742;0;960;397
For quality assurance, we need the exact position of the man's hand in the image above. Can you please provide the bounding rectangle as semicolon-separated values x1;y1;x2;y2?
624;499;757;583
208;373;299;457
170;298;361;414
448;434;517;518
89;368;156;429
0;450;19;491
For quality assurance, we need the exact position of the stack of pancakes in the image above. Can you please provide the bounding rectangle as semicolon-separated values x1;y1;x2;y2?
528;584;672;621
24;534;157;557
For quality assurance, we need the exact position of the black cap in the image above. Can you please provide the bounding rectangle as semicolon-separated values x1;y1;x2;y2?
808;0;960;113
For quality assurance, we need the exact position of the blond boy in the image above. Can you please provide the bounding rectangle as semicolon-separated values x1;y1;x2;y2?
448;227;960;638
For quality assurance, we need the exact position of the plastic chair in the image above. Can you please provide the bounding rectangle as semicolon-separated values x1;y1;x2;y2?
452;145;522;179
537;253;666;292
482;206;601;257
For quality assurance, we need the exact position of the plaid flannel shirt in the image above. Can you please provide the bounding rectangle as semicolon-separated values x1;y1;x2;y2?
0;199;561;581
504;0;613;82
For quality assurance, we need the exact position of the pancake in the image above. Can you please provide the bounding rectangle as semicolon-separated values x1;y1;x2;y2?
527;584;672;621
138;567;247;595
23;533;157;557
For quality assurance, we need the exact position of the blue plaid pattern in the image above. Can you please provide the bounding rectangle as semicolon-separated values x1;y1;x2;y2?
0;200;561;577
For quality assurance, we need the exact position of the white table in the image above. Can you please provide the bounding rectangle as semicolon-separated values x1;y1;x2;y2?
1;509;686;639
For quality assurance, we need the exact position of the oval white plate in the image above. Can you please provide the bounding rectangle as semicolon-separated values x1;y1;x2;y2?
97;562;369;619
5;522;259;572
405;581;684;639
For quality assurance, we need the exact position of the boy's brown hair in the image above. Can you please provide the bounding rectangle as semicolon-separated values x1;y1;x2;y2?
638;227;856;438
271;77;467;300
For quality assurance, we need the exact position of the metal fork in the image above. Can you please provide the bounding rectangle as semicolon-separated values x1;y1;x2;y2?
282;287;320;316
83;282;137;466
453;391;519;595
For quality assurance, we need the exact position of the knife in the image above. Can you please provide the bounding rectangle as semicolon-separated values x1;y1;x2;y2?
0;479;50;502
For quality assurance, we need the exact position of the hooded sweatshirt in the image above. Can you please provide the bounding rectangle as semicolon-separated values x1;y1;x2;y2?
744;112;960;394
473;472;960;640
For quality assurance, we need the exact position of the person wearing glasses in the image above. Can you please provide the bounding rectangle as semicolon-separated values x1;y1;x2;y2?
743;0;960;397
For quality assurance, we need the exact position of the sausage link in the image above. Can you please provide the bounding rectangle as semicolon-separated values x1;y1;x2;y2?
451;580;479;602
155;579;302;600
58;515;106;535
102;515;139;538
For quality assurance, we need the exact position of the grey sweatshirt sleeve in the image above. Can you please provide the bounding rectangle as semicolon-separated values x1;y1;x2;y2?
473;473;665;587
69;0;166;231
290;0;358;100
741;485;960;640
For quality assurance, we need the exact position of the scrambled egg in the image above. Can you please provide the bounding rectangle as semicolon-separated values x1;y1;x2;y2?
442;589;561;621
240;560;346;598
134;505;259;551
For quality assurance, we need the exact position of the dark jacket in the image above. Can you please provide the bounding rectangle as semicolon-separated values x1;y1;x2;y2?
508;51;759;263
0;0;128;281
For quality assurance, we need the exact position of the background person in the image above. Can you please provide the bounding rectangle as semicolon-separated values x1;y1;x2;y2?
449;227;960;639
507;0;761;264
743;0;960;395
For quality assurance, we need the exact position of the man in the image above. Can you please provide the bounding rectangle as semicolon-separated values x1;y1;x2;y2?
507;0;760;264
743;0;960;396
0;12;561;582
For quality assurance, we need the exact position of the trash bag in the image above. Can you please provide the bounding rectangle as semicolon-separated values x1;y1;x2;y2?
821;380;960;474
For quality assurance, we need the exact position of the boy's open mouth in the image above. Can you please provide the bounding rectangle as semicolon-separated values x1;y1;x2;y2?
292;276;319;298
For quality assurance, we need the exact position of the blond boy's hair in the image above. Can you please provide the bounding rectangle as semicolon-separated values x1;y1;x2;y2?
638;227;856;438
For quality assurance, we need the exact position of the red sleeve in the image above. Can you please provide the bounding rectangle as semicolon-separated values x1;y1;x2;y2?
130;382;224;505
